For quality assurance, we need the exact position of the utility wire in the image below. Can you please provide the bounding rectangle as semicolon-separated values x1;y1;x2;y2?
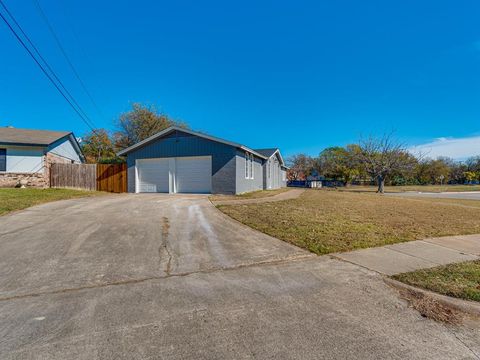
31;0;105;121
60;0;108;113
0;0;97;132
0;0;96;130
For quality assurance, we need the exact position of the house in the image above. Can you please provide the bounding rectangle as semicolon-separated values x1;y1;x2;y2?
117;126;288;194
0;127;85;188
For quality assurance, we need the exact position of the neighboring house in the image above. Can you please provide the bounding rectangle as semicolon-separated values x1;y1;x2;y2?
117;126;288;194
0;127;85;188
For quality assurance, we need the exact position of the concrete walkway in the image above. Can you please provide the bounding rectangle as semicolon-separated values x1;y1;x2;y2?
388;191;480;201
333;234;480;275
211;188;305;206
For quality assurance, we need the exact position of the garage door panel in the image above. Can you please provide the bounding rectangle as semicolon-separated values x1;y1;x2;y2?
137;159;169;193
176;157;212;194
136;156;211;194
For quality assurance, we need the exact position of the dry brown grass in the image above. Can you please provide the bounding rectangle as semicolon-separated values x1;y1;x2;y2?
396;286;463;324
218;190;480;254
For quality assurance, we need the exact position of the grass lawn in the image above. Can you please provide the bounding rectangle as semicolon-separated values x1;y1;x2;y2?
210;188;290;201
340;184;480;193
392;261;480;302
218;190;480;255
0;188;102;216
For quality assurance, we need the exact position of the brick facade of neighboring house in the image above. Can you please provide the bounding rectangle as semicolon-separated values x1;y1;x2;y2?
0;172;46;188
0;127;85;188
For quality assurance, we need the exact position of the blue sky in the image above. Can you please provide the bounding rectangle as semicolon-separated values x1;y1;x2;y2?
1;0;479;159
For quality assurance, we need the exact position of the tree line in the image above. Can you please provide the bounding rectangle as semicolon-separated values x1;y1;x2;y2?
288;134;480;193
81;103;187;164
83;107;479;194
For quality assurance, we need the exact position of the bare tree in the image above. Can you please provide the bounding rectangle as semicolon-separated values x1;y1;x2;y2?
357;134;417;193
287;154;316;180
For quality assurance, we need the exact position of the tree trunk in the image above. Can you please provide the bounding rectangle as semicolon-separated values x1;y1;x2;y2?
376;175;385;194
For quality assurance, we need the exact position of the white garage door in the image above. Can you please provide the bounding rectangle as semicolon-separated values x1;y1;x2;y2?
176;156;212;193
136;156;211;194
136;158;169;193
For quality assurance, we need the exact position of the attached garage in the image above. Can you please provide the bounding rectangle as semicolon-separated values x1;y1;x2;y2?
136;156;212;194
118;126;287;195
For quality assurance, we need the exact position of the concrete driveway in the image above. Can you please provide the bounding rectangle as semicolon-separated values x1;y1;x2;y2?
0;195;479;359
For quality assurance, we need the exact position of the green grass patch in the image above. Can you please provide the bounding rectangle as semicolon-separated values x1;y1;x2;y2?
393;261;480;302
218;190;480;254
0;188;102;216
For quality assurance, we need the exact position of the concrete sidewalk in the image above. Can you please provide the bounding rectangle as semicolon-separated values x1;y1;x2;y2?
388;191;480;201
211;188;305;206
333;234;480;275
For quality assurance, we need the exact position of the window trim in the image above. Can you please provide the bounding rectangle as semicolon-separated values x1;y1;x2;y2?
249;154;254;179
0;148;6;172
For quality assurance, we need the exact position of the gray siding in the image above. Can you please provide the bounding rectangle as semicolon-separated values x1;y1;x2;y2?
48;137;82;163
263;153;286;190
235;150;264;194
2;146;44;173
125;130;237;194
281;169;287;187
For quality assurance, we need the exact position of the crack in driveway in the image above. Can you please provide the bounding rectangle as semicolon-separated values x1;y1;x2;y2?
0;253;316;303
160;216;173;275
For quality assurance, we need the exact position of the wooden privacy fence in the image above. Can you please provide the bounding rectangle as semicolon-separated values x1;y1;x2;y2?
50;163;97;191
50;163;127;193
96;163;127;193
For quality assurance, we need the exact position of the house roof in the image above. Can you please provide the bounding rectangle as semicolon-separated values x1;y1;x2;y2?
117;126;269;159
254;148;278;157
0;127;71;146
254;147;287;167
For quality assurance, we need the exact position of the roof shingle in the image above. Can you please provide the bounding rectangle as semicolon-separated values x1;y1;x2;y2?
0;127;71;146
254;148;278;157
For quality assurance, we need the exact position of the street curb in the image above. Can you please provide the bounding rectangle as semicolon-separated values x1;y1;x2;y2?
384;277;480;317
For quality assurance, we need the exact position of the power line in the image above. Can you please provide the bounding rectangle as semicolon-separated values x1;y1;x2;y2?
0;0;96;130
0;0;97;132
31;0;106;120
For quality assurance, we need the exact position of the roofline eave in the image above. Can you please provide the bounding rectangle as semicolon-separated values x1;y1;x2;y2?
116;126;268;159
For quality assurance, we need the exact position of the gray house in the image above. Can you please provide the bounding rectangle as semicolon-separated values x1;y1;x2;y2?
117;126;288;194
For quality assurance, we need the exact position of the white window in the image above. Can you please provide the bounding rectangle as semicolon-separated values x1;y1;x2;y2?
249;154;254;179
244;153;255;180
